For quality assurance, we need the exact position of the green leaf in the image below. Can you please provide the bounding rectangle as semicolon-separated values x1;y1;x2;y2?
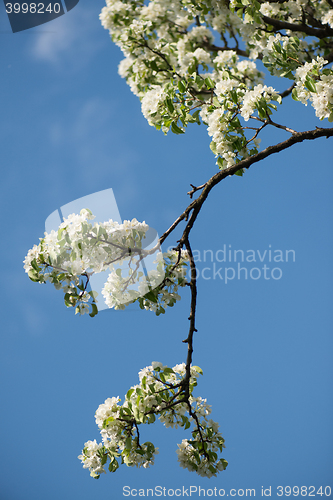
291;88;299;101
30;259;40;272
133;406;140;421
126;388;134;400
230;90;239;104
123;407;132;416
145;441;155;453
64;292;72;307
109;458;119;472
166;98;174;114
221;458;228;469
192;365;203;375
304;76;317;93
145;291;158;303
171;122;185;134
188;63;196;75
234;168;244;177
244;11;253;23
280;70;294;80
178;80;186;93
273;42;282;53
217;157;224;169
148;414;156;424
150;60;159;71
125;437;132;451
192;109;201;124
28;269;39;282
163;367;175;374
210;141;217;154
89;303;98;318
204;77;215;89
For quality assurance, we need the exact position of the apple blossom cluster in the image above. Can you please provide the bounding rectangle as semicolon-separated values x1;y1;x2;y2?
78;362;228;477
102;248;188;315
293;56;333;119
100;0;333;170
24;209;188;316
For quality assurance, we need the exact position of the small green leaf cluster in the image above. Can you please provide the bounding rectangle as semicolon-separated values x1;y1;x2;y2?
79;362;227;478
25;251;98;317
231;0;262;25
262;37;302;80
137;250;189;315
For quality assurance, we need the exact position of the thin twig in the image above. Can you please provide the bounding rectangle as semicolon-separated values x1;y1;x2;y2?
187;183;207;198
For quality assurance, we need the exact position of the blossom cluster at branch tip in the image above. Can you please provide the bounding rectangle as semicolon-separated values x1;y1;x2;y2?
78;362;228;477
100;0;333;171
24;209;189;317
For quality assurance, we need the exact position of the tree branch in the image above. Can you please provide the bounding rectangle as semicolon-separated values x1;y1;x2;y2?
159;127;333;248
261;15;333;38
187;183;207;198
202;40;249;59
181;238;197;401
279;83;296;99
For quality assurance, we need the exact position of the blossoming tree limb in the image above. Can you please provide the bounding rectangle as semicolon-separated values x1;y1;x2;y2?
25;0;333;479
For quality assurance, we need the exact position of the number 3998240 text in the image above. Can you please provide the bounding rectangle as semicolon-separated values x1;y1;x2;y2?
5;3;61;14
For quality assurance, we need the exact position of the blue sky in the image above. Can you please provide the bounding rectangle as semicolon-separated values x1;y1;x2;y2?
0;1;332;499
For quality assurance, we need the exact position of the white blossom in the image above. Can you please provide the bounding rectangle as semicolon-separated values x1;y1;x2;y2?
80;361;227;477
24;210;189;316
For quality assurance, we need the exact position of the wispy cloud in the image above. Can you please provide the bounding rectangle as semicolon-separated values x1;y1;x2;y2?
29;5;105;69
44;95;142;203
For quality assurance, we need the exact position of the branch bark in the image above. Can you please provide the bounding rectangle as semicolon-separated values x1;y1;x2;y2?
261;15;333;38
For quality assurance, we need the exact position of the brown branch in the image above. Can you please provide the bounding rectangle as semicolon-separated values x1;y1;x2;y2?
159;126;333;248
279;83;296;99
261;15;333;38
181;239;197;402
249;115;297;134
187;183;207;198
202;40;249;59
144;398;187;416
267;117;297;134
186;404;210;459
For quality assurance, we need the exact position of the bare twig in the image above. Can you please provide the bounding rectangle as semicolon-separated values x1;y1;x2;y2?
187;183;207;198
